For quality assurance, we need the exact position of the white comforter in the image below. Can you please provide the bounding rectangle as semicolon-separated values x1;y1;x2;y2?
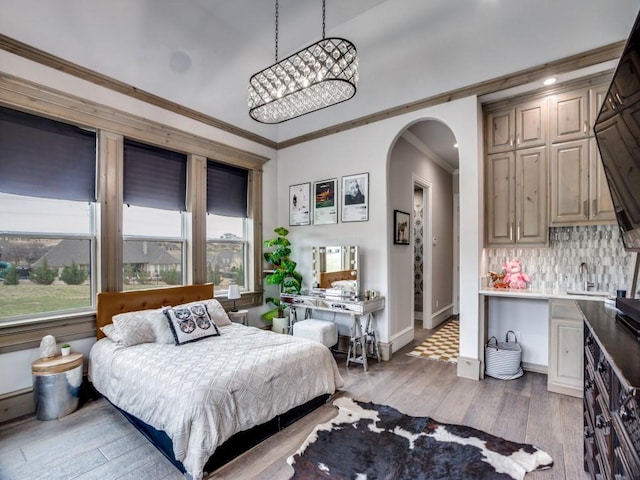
89;323;344;480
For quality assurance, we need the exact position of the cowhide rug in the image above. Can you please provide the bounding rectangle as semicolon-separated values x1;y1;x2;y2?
288;397;553;480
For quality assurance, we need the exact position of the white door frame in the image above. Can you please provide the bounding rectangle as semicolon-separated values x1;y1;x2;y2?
453;193;460;315
413;175;432;330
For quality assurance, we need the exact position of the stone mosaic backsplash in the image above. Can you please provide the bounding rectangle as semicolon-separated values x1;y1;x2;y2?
484;224;639;296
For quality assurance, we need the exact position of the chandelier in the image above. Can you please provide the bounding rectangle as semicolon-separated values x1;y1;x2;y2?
248;0;359;124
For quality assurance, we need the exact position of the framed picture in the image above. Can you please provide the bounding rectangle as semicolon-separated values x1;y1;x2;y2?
341;173;369;222
289;182;311;226
313;178;338;225
393;210;410;245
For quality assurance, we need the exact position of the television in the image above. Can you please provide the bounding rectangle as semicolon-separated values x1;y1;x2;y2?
594;8;640;304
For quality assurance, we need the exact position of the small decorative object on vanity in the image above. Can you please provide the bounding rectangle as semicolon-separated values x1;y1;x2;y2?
60;343;71;356
39;335;57;359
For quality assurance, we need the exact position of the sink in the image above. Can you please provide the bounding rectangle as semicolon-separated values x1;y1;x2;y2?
565;290;610;297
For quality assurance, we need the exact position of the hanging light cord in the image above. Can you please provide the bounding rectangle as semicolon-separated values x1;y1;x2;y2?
322;0;326;39
275;0;279;62
275;0;327;62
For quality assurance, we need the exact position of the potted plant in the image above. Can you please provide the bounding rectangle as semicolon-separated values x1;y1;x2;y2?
60;343;71;356
261;227;303;333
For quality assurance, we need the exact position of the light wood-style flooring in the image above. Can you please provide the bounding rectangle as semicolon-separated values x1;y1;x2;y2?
0;320;586;480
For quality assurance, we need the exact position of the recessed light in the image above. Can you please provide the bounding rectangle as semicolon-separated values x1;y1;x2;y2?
453;143;458;148
543;77;557;86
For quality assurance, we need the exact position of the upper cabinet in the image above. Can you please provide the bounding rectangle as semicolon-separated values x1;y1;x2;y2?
549;83;615;225
487;99;547;154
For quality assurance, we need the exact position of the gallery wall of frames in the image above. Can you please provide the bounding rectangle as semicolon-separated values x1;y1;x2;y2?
289;173;369;226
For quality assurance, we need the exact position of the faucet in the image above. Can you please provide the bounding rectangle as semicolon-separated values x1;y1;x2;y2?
580;262;595;291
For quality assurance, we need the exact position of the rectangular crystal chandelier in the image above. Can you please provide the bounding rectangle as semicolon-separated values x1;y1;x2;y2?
247;1;359;124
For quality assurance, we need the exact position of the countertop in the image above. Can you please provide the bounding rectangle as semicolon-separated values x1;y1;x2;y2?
479;287;615;302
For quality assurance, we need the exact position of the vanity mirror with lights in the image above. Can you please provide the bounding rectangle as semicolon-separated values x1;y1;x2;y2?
280;245;386;371
311;245;359;295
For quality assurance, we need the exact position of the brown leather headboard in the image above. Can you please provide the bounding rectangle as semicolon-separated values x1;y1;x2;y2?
96;284;214;340
318;269;357;289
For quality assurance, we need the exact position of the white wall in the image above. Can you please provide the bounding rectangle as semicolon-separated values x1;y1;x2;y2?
277;96;482;362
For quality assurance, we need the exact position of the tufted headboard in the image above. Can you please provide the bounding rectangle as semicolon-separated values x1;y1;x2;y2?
95;284;214;340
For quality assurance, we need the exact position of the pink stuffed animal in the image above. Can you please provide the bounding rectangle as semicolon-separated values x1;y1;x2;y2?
502;259;530;289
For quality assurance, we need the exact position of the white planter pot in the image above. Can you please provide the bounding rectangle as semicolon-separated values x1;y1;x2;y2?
60;346;71;357
272;316;289;334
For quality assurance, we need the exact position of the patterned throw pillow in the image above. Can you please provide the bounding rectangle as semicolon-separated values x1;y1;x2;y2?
173;299;233;327
164;303;221;345
100;324;124;344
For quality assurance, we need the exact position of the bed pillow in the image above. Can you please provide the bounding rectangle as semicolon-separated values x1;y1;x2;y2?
174;299;233;327
112;308;167;346
164;302;221;345
100;324;124;344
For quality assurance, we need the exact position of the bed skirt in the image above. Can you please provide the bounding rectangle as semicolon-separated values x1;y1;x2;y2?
111;393;331;476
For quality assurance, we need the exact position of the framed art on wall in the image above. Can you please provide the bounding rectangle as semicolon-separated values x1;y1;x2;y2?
341;173;368;222
393;210;410;245
289;182;311;226
313;178;338;225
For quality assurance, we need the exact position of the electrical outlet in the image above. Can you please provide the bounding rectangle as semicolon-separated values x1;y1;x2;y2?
435;299;439;308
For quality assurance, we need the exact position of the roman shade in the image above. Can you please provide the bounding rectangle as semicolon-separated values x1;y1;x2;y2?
207;160;248;217
0;106;96;202
124;139;187;211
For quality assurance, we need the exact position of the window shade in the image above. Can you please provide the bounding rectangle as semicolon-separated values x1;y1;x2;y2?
124;139;187;211
0;106;96;202
207;161;248;217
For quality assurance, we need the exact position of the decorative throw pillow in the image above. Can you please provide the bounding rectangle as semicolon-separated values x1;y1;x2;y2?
164;303;220;345
112;308;167;346
173;299;233;327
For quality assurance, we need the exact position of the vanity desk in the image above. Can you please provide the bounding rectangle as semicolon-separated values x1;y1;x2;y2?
281;291;385;371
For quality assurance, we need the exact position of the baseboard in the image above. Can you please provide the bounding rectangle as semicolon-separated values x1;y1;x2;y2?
522;362;547;375
0;388;34;424
390;326;414;355
547;382;583;398
456;356;481;380
378;341;392;361
427;304;454;329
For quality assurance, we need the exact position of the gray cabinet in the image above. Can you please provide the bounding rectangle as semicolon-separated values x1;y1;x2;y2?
486;147;548;245
486;99;547;154
549;83;615;225
548;300;583;398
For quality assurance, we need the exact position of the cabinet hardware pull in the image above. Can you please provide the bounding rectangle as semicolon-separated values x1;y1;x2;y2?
615;92;623;105
509;223;513;241
516;135;520;145
517;222;521;241
509;137;513;147
584;121;588;134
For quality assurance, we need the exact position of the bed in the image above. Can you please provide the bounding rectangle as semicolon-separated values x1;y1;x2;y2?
89;284;343;480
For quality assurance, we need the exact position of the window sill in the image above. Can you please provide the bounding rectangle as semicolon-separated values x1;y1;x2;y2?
0;311;96;354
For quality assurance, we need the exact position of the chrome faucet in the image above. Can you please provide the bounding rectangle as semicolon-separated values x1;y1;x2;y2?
580;262;595;291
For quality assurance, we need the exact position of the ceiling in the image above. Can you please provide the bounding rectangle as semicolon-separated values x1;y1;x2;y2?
1;0;639;167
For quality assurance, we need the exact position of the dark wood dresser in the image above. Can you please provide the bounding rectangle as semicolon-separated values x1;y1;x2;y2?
578;300;640;479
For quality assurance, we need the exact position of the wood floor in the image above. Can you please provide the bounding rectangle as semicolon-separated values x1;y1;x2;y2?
0;320;586;480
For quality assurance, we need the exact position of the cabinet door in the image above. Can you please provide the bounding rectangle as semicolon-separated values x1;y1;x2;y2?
548;300;584;397
589;138;616;223
486;108;515;153
550;89;589;143
486;152;516;245
550;139;589;224
515;146;548;245
516;100;547;149
590;83;610;131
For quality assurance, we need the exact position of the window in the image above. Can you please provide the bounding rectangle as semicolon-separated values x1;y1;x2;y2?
122;139;187;289
0;106;96;321
206;161;249;295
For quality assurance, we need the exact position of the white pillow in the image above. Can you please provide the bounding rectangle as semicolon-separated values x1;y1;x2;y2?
100;324;124;344
112;308;167;346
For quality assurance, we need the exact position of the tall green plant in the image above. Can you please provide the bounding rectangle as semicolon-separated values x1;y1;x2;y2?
30;258;56;285
261;227;302;321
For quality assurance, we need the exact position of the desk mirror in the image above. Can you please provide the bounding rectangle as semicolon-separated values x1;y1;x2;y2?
312;246;359;294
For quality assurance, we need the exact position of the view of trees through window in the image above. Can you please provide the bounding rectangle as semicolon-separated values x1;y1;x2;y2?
0;236;93;318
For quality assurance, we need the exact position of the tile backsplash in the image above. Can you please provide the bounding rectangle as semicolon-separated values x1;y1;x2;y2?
484;224;638;295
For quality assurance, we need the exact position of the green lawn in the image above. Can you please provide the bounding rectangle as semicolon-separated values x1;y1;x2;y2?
0;283;92;318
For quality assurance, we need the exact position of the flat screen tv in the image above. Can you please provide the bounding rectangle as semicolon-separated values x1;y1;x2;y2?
594;9;640;253
594;8;640;306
